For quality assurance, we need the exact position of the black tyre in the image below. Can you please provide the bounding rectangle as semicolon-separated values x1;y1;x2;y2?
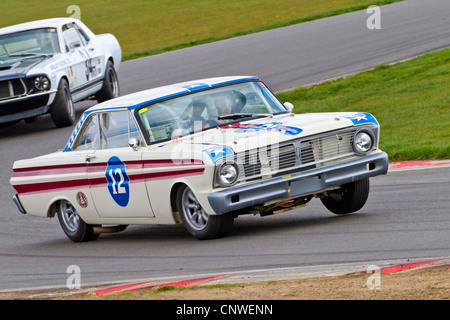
321;178;370;215
177;185;234;240
96;60;119;103
56;200;99;242
50;79;75;127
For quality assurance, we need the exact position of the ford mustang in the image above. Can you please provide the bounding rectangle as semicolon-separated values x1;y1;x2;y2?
0;18;121;128
10;76;389;241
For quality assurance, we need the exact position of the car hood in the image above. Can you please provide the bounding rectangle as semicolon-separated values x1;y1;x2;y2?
0;55;52;80
164;111;379;162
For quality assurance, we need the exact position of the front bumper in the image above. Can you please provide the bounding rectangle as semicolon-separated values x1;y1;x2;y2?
208;152;389;214
0;91;55;123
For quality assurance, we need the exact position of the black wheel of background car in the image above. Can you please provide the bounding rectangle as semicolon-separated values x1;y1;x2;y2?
50;79;75;127
56;200;99;242
96;60;120;103
320;178;370;215
177;185;234;240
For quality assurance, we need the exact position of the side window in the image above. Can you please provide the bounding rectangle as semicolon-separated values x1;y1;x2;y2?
72;114;99;150
74;24;90;45
99;111;142;149
62;25;83;51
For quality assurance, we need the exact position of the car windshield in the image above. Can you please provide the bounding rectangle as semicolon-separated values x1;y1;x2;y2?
136;81;288;144
0;28;60;62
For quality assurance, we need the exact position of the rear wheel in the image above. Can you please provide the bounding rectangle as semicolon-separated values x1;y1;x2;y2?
50;79;75;127
56;200;99;242
321;178;370;215
177;185;234;240
96;60;119;103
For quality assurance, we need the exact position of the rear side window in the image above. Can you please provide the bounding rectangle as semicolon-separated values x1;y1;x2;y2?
74;24;90;44
72;114;100;150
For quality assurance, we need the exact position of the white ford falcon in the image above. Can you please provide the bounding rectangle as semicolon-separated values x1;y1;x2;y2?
10;76;389;241
0;18;121;128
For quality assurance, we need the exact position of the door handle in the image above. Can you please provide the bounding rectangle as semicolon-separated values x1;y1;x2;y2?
85;155;96;162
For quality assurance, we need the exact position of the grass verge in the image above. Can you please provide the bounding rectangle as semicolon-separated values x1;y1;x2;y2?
276;48;450;161
54;265;448;300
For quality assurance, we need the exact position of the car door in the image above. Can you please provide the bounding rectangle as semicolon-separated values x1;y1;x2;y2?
73;22;103;85
85;110;155;218
61;23;102;100
61;24;86;90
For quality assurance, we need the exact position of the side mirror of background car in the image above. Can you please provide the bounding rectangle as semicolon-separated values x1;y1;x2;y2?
283;102;294;112
128;137;140;150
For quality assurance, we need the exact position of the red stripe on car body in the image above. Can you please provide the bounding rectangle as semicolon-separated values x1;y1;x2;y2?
12;163;86;177
12;160;205;195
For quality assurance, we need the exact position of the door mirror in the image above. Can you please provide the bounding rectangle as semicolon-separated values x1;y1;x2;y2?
128;137;140;150
283;102;294;112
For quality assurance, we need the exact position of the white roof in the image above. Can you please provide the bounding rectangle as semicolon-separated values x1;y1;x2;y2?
0;18;77;36
86;76;259;113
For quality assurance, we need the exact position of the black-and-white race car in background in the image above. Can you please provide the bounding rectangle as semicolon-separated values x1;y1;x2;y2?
0;18;121;128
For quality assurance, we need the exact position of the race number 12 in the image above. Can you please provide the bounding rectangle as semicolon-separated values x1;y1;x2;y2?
108;168;126;194
106;156;130;207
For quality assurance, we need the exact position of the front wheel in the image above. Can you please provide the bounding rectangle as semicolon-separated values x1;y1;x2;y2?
177;185;234;240
320;178;370;215
56;200;99;242
50;79;75;127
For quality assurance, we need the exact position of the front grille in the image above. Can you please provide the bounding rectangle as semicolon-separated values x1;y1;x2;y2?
0;79;27;100
241;150;261;178
234;127;364;182
240;143;297;177
0;93;50;116
308;130;355;166
0;81;12;99
300;140;315;164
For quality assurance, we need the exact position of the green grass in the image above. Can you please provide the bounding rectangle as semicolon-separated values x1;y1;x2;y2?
276;48;450;161
0;0;401;60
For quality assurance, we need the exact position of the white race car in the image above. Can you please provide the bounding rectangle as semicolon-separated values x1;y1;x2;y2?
10;76;389;241
0;18;121;127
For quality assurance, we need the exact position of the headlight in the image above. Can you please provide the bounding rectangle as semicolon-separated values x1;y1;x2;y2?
217;163;239;187
33;75;51;91
353;130;374;154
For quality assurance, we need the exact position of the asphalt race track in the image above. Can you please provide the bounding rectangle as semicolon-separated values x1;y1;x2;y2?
0;0;449;291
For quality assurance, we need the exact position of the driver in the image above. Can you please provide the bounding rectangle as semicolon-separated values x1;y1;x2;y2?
38;35;53;53
215;96;233;117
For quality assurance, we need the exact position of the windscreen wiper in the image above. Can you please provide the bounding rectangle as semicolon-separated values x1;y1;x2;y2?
8;53;52;59
218;113;272;120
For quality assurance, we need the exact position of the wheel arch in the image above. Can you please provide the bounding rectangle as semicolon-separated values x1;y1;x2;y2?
170;182;185;224
52;71;69;87
53;74;70;96
102;56;115;73
46;196;71;218
46;73;69;105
